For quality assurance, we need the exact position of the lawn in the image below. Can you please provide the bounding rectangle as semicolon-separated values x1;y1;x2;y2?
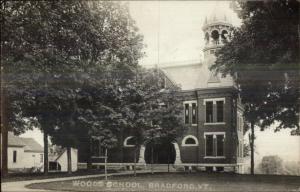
1;169;118;183
27;172;300;192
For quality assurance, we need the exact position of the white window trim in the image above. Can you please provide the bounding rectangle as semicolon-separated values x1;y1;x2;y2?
181;135;199;147
123;136;135;147
204;156;226;159
183;100;197;105
184;103;190;125
203;98;225;105
204;98;225;124
204;122;226;125
183;100;198;125
204;132;226;138
204;132;226;158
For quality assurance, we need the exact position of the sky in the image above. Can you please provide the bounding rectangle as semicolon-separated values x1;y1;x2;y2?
20;1;299;165
129;1;241;67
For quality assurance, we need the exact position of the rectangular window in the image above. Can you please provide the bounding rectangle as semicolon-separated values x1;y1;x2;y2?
206;101;213;123
185;104;189;124
40;154;43;163
205;135;214;156
216;135;224;156
216;101;224;122
192;103;197;124
13;150;17;163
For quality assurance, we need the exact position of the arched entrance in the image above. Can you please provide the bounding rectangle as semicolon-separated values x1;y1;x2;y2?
144;142;176;164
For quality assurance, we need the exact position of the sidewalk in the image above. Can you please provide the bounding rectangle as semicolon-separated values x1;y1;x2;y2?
1;170;153;192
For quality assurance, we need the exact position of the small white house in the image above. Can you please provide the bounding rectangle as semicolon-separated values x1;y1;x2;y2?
8;132;44;172
49;146;78;172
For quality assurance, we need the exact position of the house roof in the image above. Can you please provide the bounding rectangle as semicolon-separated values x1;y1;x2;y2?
21;138;43;153
8;132;26;147
160;61;234;91
8;132;43;153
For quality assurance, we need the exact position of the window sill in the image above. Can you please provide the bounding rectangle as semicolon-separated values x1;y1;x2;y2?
123;145;135;148
204;156;226;159
91;156;107;159
204;122;226;125
184;124;198;126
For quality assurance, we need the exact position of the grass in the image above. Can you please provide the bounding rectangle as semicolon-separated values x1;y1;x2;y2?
27;172;300;192
1;169;118;183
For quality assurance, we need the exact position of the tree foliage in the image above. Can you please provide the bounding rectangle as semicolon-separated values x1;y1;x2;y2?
259;155;284;175
2;1;185;169
211;0;300;134
1;1;144;174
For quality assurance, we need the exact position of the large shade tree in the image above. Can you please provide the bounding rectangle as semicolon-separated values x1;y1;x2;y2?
211;0;300;174
1;1;144;175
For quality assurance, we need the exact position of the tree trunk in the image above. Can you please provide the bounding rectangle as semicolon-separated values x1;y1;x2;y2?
250;122;255;175
67;146;72;174
1;128;8;177
134;146;137;177
167;145;170;173
43;131;49;175
1;57;8;177
87;139;92;170
151;146;154;174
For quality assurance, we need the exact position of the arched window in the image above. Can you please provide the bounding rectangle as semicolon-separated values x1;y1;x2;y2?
221;30;228;43
181;135;199;147
123;136;136;147
211;30;219;45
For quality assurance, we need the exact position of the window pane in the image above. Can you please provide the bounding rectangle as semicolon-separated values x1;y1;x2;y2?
206;101;213;123
185;104;189;124
192;103;197;124
216;101;224;122
206;135;213;156
216;135;224;156
13;151;17;163
185;138;196;144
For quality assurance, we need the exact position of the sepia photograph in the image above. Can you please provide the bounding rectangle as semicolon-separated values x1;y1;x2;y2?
1;0;300;191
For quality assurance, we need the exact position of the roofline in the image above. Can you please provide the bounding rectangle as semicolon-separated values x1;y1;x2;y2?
55;149;66;161
144;60;203;69
179;85;237;93
202;22;233;31
160;62;203;69
24;150;44;153
8;144;25;147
